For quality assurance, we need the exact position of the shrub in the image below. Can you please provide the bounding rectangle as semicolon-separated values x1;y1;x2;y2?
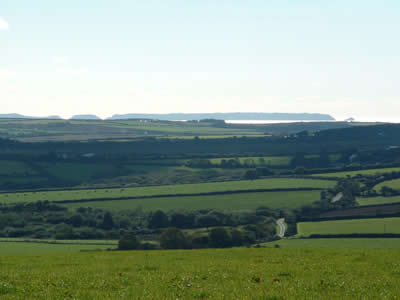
209;227;231;248
118;233;140;250
160;227;188;249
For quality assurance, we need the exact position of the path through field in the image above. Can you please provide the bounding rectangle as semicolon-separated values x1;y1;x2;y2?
277;218;286;238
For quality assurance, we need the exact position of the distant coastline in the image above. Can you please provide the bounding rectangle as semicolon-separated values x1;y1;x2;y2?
108;113;335;121
0;112;335;121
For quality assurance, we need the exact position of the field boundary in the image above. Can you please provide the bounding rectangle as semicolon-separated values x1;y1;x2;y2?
51;187;323;204
0;175;337;194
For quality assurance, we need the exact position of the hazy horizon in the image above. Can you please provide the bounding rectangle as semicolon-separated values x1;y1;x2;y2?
1;1;400;122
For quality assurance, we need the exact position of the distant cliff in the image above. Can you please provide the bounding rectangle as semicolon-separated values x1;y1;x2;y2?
70;115;101;120
0;114;62;119
108;113;335;121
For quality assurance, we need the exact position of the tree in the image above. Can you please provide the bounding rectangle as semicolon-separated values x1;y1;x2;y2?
244;170;258;180
68;214;83;227
160;228;188;249
118;233;140;250
196;215;219;228
100;212;114;230
230;229;243;246
148;210;169;229
209;227;231;248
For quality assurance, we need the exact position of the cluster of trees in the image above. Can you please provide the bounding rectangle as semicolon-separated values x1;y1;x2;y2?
184;157;275;169
0;201;279;245
0;201;144;239
147;207;278;231
119;223;277;251
290;153;331;169
297;179;361;221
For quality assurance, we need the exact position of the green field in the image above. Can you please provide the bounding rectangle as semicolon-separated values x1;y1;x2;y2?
263;238;400;249
0;178;334;205
298;217;400;236
0;238;118;245
374;178;400;191
0;248;399;299
209;156;292;166
0;242;114;255
312;167;400;178
64;190;322;212
357;196;400;206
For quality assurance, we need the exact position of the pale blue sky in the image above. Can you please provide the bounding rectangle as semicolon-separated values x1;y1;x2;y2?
1;1;400;121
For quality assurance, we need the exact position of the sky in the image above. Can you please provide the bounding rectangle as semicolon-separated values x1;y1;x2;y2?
1;0;400;121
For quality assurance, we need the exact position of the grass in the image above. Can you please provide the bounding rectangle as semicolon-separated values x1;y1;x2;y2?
0;238;117;245
0;248;399;299
0;178;335;205
373;178;400;191
263;238;400;249
209;156;292;166
357;195;400;206
297;217;400;236
312;167;400;178
64;190;322;212
0;242;114;255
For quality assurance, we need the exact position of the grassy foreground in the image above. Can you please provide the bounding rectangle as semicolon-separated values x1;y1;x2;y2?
0;242;114;255
0;248;399;299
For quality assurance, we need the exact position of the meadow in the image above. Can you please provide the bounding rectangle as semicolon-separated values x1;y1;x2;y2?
0;248;399;299
0;242;113;255
64;190;322;212
0;178;334;205
373;178;400;191
357;195;400;206
297;217;400;236
263;238;400;249
312;167;400;178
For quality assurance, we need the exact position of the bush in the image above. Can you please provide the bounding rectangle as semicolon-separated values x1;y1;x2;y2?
149;210;169;229
118;233;140;250
160;228;188;249
209;227;231;248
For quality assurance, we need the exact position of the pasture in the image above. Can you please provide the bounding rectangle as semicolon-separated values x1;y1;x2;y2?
312;167;400;178
64;190;322;212
0;248;399;299
373;178;400;191
0;242;113;255
357;196;400;206
263;238;400;249
0;178;334;205
297;217;400;236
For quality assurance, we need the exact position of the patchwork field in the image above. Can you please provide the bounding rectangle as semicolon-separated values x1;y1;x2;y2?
357;196;400;206
297;217;400;236
0;248;399;299
313;167;400;178
263;238;400;249
0;178;334;205
64;190;322;212
374;178;400;191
